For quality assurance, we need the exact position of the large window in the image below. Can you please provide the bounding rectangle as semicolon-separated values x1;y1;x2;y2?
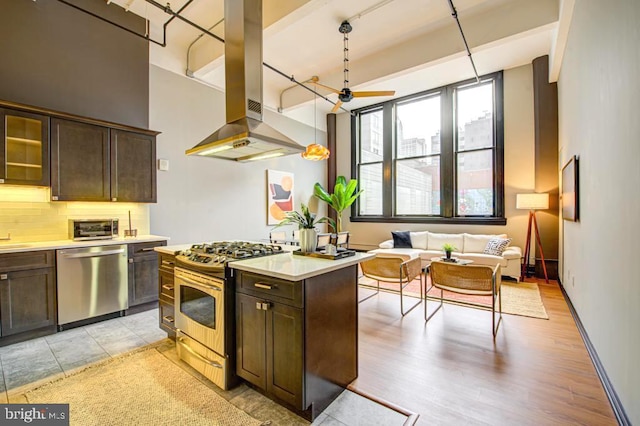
352;72;504;224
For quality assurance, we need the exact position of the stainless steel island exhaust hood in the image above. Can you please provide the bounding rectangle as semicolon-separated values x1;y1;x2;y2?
186;0;305;162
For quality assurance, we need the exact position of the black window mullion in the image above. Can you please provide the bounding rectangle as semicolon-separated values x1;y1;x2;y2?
441;86;454;218
494;73;505;218
382;102;394;217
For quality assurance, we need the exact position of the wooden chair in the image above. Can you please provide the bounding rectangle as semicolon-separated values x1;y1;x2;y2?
316;233;332;250
291;230;300;246
426;261;502;337
269;231;287;244
360;253;423;316
333;231;350;249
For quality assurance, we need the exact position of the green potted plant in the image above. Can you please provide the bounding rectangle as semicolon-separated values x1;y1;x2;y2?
313;176;363;233
274;203;331;252
442;243;457;260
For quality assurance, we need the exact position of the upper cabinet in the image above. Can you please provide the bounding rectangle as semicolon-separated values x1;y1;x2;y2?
50;119;157;203
0;108;50;187
110;130;156;203
0;100;158;202
51;119;110;201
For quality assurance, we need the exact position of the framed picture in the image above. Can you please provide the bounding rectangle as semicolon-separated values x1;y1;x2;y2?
561;155;579;221
267;170;294;225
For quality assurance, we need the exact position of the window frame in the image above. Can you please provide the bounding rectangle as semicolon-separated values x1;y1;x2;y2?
351;71;505;225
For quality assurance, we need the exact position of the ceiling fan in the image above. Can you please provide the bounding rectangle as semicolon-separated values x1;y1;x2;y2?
313;21;396;113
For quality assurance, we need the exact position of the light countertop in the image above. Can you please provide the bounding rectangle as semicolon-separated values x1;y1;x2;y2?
0;235;169;254
230;251;375;281
154;243;193;255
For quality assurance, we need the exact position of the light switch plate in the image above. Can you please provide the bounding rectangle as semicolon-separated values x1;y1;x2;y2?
158;159;169;171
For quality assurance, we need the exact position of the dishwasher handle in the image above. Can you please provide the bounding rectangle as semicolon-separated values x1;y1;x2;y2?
59;248;125;259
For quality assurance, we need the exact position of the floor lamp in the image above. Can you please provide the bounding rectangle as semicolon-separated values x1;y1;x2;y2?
517;193;549;283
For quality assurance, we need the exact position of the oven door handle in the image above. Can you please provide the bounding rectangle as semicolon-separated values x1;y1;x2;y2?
177;337;223;369
177;275;222;292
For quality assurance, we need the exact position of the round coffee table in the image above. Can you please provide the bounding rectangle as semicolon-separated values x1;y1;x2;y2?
430;257;474;265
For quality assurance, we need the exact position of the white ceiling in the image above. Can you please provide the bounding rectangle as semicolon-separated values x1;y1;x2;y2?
107;0;562;129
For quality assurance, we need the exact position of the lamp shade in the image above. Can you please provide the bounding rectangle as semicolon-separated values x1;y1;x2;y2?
301;143;330;160
516;193;549;210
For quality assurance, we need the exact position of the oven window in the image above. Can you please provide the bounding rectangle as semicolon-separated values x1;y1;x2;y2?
180;286;216;329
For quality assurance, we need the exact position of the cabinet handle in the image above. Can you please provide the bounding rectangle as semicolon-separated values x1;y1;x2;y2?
162;315;174;323
112;197;117;202
161;260;174;266
254;283;274;290
255;302;271;310
51;195;58;201
141;247;156;252
162;284;174;291
128;258;134;264
0;274;7;280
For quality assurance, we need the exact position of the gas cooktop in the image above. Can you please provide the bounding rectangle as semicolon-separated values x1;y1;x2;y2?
176;241;285;270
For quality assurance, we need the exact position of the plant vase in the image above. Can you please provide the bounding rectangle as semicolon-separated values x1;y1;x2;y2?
299;229;318;253
445;250;452;260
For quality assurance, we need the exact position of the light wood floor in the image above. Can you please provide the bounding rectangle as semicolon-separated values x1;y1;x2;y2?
351;279;617;425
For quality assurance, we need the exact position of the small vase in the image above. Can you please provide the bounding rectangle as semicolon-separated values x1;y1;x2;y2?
299;228;317;253
445;250;452;260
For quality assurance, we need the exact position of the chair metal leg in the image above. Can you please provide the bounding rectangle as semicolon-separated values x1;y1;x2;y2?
492;287;503;338
399;276;421;316
425;288;444;322
358;279;380;304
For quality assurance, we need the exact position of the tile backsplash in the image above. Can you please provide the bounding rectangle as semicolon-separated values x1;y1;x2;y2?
0;186;150;242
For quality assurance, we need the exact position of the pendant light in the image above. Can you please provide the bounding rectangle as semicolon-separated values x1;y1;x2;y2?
302;86;330;161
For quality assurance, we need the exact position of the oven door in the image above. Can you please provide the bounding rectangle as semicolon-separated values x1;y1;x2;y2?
174;267;225;355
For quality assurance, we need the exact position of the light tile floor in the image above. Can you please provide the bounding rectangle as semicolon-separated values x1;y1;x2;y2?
0;309;410;425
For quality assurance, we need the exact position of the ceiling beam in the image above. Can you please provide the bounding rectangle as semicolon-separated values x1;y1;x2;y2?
278;0;559;110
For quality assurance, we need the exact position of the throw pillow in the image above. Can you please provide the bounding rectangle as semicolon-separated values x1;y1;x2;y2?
484;238;512;256
391;231;413;248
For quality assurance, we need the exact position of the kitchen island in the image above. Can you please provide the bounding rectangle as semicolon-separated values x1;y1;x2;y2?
230;250;374;420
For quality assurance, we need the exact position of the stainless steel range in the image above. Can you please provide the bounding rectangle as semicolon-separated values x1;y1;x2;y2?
173;241;285;390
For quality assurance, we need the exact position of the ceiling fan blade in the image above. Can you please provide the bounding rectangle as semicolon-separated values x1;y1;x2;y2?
311;81;343;95
331;100;343;113
352;90;396;97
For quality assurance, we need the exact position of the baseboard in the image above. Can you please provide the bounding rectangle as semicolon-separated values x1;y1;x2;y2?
558;281;631;425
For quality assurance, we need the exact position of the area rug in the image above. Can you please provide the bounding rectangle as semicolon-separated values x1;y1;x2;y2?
25;348;264;426
359;277;548;319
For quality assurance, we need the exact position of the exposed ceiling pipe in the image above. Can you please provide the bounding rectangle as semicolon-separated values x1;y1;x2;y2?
74;0;350;113
446;0;480;83
186;17;225;77
143;0;225;43
346;0;395;23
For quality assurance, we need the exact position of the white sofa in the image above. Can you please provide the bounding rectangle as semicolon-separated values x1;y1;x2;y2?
371;231;522;281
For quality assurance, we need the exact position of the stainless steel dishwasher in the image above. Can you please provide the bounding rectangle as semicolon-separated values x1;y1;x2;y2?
56;245;128;326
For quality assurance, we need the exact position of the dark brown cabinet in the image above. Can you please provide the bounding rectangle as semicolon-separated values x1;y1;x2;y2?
110;130;157;203
158;252;176;336
50;118;110;201
236;292;303;407
50;119;157;203
0;108;50;186
236;266;358;419
0;250;56;339
127;241;167;307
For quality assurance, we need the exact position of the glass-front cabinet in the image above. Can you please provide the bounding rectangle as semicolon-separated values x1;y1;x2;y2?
0;108;50;186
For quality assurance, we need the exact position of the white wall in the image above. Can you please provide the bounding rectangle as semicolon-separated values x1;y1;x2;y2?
558;0;639;422
335;65;537;252
148;65;327;244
